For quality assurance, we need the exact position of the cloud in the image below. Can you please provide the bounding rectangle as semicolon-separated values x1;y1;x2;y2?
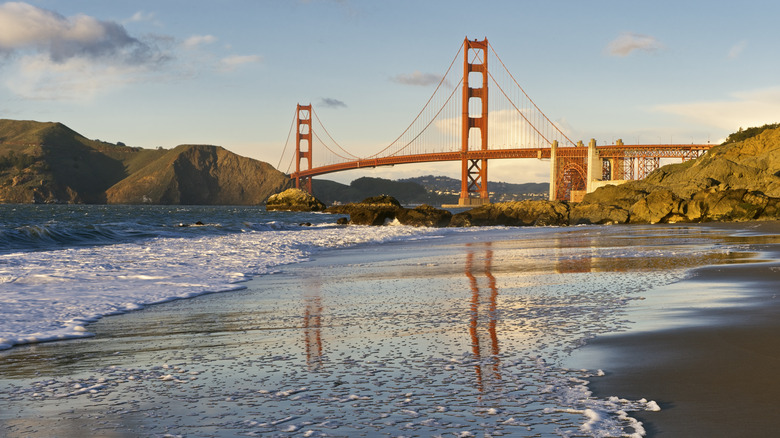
391;71;443;86
654;86;780;131
219;54;262;71
126;11;155;23
0;2;162;64
606;32;663;57
728;40;747;59
183;34;217;50
0;2;171;100
319;97;347;109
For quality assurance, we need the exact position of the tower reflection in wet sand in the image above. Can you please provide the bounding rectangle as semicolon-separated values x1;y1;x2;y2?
465;242;501;395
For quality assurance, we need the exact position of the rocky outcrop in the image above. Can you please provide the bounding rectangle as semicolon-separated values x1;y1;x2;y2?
450;200;570;227
266;188;326;212
325;195;452;227
570;127;780;224
396;204;453;227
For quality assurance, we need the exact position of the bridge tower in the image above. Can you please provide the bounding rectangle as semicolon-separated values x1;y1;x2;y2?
295;104;313;193
460;38;490;206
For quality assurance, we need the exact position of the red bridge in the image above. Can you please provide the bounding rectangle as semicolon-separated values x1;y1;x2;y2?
279;37;712;205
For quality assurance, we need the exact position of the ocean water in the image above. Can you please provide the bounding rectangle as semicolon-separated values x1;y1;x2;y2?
0;204;445;350
0;205;756;437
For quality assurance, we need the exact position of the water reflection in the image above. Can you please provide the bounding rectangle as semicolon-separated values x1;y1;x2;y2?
465;242;501;395
303;279;324;371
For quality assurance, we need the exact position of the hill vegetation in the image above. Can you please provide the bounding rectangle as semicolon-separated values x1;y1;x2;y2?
313;175;549;206
0;119;290;204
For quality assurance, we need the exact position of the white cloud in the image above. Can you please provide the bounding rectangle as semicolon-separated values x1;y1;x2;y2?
219;54;262;71
127;11;155;23
606;32;663;57
183;34;217;50
728;40;747;59
5;53;153;100
391;71;443;86
0;2;161;63
654;86;780;131
0;2;172;100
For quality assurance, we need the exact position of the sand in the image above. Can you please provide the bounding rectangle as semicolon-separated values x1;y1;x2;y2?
572;221;780;437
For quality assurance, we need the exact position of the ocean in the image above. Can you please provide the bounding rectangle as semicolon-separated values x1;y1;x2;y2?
0;205;762;437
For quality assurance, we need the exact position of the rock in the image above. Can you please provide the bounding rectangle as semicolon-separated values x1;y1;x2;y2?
628;189;684;224
450;200;570;227
266;188;326;212
324;195;403;225
396;204;452;227
569;203;629;225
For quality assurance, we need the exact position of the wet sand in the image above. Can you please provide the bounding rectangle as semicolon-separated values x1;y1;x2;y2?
1;223;778;437
573;222;780;437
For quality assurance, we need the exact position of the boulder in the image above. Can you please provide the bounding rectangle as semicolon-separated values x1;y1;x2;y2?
569;203;629;225
396;204;452;227
266;188;326;212
324;195;403;225
450;200;570;227
628;189;684;224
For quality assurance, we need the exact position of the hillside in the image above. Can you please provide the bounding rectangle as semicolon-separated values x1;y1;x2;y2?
313;175;549;206
106;144;291;204
0;119;291;204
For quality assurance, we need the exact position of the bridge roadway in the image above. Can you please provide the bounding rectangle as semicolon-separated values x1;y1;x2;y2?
291;144;713;179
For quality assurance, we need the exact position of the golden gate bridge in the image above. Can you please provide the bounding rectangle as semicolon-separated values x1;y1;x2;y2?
278;37;712;205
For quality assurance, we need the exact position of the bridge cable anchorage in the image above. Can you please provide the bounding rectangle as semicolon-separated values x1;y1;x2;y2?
488;41;577;147
311;108;361;160
277;107;298;172
362;43;465;159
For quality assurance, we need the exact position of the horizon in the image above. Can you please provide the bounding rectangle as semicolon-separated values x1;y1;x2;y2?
1;1;779;184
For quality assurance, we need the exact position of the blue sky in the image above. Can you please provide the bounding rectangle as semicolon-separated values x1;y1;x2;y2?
1;0;778;184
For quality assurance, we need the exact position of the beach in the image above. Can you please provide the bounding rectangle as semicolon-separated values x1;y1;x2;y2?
0;221;778;437
571;222;780;437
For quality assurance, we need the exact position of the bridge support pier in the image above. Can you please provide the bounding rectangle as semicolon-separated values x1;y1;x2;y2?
295;104;313;193
459;37;490;207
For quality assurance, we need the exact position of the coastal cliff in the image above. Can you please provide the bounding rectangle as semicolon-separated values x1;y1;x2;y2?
0;119;291;204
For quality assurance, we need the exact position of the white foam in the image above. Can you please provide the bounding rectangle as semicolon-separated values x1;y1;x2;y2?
0;224;446;350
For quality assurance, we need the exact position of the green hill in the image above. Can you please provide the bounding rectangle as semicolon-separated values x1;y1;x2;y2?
106;144;291;204
0;119;291;204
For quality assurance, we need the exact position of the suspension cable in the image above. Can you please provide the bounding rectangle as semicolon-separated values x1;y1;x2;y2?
488;41;576;146
277;108;298;170
312;108;361;159
312;131;360;161
488;71;552;145
363;43;464;159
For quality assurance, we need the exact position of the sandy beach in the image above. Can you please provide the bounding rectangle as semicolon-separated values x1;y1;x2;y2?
571;222;780;437
0;222;777;437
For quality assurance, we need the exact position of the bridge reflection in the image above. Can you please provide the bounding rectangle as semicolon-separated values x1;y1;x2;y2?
303;280;324;371
465;242;502;394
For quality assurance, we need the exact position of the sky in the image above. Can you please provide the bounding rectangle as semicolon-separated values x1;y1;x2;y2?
1;0;779;184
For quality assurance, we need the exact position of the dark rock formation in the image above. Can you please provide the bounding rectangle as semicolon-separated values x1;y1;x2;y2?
450;200;570;227
396;204;453;227
266;188;326;212
325;195;452;227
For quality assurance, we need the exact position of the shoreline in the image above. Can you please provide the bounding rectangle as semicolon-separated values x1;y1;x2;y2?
572;221;780;437
1;221;778;437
